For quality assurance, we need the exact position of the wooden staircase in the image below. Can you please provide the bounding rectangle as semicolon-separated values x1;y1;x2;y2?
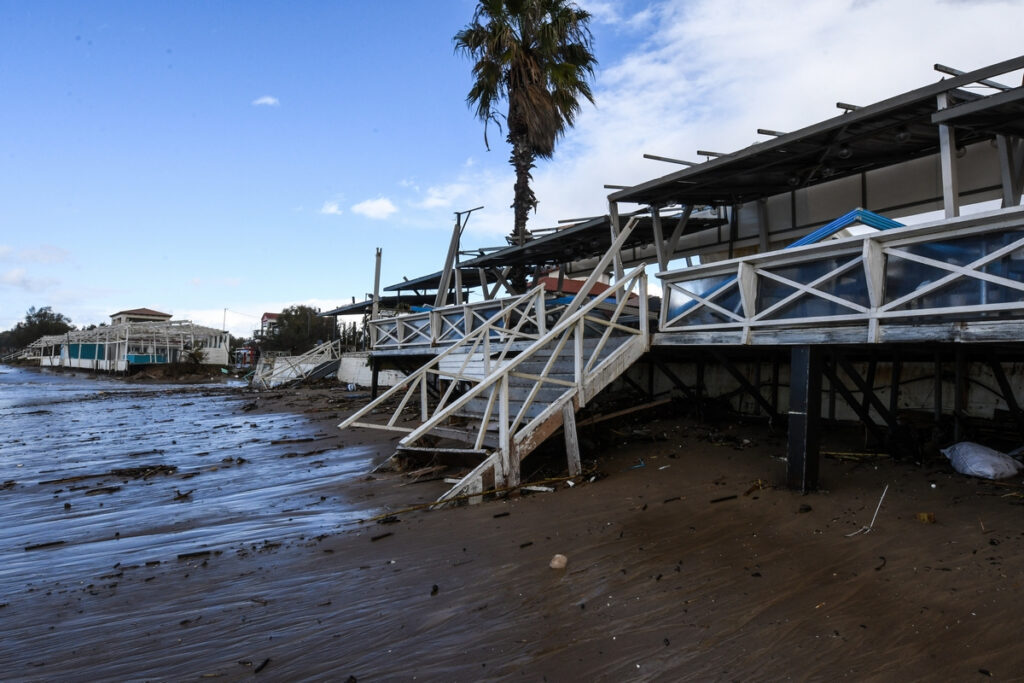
339;259;651;505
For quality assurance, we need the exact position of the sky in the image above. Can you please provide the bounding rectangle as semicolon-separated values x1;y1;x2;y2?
2;0;1022;338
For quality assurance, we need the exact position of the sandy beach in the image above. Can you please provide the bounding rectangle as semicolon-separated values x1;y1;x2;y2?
3;378;1024;681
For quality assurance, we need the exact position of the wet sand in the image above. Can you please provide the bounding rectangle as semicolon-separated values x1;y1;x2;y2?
3;379;1024;680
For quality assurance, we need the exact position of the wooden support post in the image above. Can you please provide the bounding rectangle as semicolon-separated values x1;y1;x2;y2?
562;403;581;477
370;356;380;399
889;350;902;418
771;355;780;414
937;92;960;218
370;248;381;348
651;205;667;272
996;135;1022;208
954;346;967;441
756;199;770;252
787;345;821;493
609;201;624;281
497;374;510;487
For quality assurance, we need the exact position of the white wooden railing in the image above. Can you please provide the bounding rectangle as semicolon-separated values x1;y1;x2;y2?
340;283;553;433
659;207;1024;344
369;294;560;351
341;263;650;500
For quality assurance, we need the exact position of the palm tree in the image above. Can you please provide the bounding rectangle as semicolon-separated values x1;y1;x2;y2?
455;0;596;249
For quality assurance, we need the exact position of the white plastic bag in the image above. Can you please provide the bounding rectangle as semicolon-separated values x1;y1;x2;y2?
941;442;1022;480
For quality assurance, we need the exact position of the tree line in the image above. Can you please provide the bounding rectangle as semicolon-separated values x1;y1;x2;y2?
0;306;74;354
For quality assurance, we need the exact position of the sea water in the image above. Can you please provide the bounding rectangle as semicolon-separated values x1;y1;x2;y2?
0;365;376;595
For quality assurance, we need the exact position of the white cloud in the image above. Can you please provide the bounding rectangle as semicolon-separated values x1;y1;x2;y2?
582;1;653;30
320;201;343;215
1;268;55;292
251;95;280;107
0;244;70;264
416;183;472;209
352;197;398;220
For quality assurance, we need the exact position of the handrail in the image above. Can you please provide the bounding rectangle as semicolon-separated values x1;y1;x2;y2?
339;283;548;430
397;263;648;449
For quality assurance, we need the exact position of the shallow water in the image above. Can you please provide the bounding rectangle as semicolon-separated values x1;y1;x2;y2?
0;365;376;596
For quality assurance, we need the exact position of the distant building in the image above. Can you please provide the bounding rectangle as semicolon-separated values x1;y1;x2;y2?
109;308;173;325
257;312;280;339
26;307;229;372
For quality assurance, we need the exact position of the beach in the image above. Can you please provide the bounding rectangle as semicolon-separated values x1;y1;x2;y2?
3;366;1024;680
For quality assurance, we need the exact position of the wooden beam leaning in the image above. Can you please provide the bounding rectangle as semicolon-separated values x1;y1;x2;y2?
820;356;888;447
665;204;694;263
988;357;1024;435
834;355;898;430
709;349;779;423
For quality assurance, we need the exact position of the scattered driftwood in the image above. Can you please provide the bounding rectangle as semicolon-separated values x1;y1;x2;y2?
25;540;65;551
85;486;122;496
177;550;213;560
40;464;177;486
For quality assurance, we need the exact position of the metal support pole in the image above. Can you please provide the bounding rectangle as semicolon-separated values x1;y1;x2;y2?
787;345;822;493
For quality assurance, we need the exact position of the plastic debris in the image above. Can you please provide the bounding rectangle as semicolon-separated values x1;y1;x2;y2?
549;554;568;569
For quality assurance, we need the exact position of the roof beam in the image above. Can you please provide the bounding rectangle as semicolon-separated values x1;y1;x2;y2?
934;63;1013;91
643;153;698;166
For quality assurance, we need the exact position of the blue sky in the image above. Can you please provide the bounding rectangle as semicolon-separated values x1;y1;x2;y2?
2;0;1022;338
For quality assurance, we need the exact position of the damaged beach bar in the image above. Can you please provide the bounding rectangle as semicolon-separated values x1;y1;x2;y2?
339;55;1024;504
25;308;230;372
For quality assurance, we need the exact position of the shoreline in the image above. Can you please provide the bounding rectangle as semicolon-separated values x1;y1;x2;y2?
4;380;1024;679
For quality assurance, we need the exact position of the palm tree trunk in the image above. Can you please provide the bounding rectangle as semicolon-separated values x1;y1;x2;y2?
508;130;536;247
507;128;537;293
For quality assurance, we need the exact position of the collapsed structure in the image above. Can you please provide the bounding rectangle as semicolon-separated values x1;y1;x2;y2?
25;308;229;372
